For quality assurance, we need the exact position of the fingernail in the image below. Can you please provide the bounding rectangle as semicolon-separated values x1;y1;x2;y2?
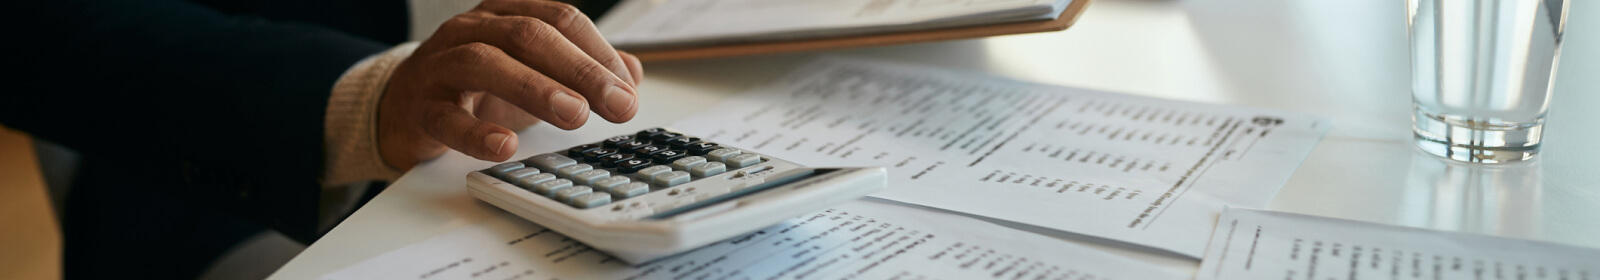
604;85;636;117
486;133;511;155
549;91;584;123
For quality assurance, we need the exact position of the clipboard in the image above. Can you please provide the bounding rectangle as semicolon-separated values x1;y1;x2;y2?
625;0;1094;62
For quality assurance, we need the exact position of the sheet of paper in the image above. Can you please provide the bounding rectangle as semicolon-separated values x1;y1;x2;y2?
670;57;1330;257
597;0;1070;48
1197;208;1600;280
322;200;1185;280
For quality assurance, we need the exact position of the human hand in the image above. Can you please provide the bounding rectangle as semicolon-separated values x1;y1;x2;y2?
377;0;644;170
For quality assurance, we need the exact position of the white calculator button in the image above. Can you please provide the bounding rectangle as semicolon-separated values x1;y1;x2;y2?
670;156;708;171
724;154;762;169
487;162;524;177
690;162;727;178
556;164;594;179
633;165;672;180
502;168;540;181
533;179;573;196
572;169;611;186
653;171;691;187
609;182;650;198
524;153;577;171
705;148;742;162
592;176;631;191
554;186;593;203
570;192;611;209
517;173;557;189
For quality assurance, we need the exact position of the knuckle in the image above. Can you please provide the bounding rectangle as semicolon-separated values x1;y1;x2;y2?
506;18;556;47
513;74;547;102
421;108;453;137
440;15;476;32
453;42;499;62
594;54;623;71
571;62;611;87
546;3;585;31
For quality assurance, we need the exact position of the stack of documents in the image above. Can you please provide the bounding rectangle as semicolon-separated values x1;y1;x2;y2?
320;57;1599;280
671;57;1330;257
324;201;1189;280
1198;208;1599;280
597;0;1075;49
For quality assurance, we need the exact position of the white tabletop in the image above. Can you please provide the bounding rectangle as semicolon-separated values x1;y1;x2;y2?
269;0;1600;279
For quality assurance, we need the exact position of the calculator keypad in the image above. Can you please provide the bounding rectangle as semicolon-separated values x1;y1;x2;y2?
525;153;577;171
503;168;541;181
652;150;688;164
481;128;766;209
705;148;741;162
556;164;594;178
519;173;557;187
487;162;525;178
690;162;727;178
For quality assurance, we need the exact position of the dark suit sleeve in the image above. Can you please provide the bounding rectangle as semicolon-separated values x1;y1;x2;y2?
6;0;395;242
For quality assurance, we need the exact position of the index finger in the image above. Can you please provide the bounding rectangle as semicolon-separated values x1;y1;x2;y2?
477;0;636;87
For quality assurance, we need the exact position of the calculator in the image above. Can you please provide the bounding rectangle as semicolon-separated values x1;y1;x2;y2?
465;128;887;264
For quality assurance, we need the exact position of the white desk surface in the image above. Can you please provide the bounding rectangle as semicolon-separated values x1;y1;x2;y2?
270;0;1600;279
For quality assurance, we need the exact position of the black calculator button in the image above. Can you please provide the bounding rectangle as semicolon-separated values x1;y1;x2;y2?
567;143;602;157
597;153;634;168
664;137;702;149
686;142;720;155
652;149;688;164
581;148;619;162
616;159;654;174
618;139;652;150
650;132;683;142
636;128;669;140
602;135;635;148
632;145;667;155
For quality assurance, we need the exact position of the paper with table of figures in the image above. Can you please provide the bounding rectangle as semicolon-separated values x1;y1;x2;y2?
671;57;1330;257
321;200;1186;280
1197;208;1600;280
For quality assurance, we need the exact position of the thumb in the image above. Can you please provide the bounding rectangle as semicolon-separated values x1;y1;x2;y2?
420;104;520;161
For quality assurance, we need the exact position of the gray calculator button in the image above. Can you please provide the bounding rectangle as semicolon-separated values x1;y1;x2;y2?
533;179;573;196
705;148;742;162
554;186;593;203
502;168;541;181
610;182;650;198
570;192;612;209
556;164;594;179
517;173;558;189
653;171;691;187
724;154;762;168
487;162;525;177
524;153;577;171
592;176;631;191
633;165;672;180
670;156;708;171
572;170;611;186
690;162;727;177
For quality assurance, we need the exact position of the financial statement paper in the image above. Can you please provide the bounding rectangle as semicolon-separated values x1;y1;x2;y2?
1197;208;1599;280
598;0;1072;48
322;200;1186;280
671;57;1331;257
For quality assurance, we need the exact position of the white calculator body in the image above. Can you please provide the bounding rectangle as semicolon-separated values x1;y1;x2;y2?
465;128;887;264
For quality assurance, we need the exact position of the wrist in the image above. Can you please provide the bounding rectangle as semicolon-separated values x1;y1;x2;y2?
323;42;421;186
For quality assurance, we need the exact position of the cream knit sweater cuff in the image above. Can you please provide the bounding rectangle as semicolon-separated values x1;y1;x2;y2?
322;42;420;187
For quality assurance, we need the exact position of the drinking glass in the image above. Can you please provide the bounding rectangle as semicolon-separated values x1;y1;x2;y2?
1407;0;1569;163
